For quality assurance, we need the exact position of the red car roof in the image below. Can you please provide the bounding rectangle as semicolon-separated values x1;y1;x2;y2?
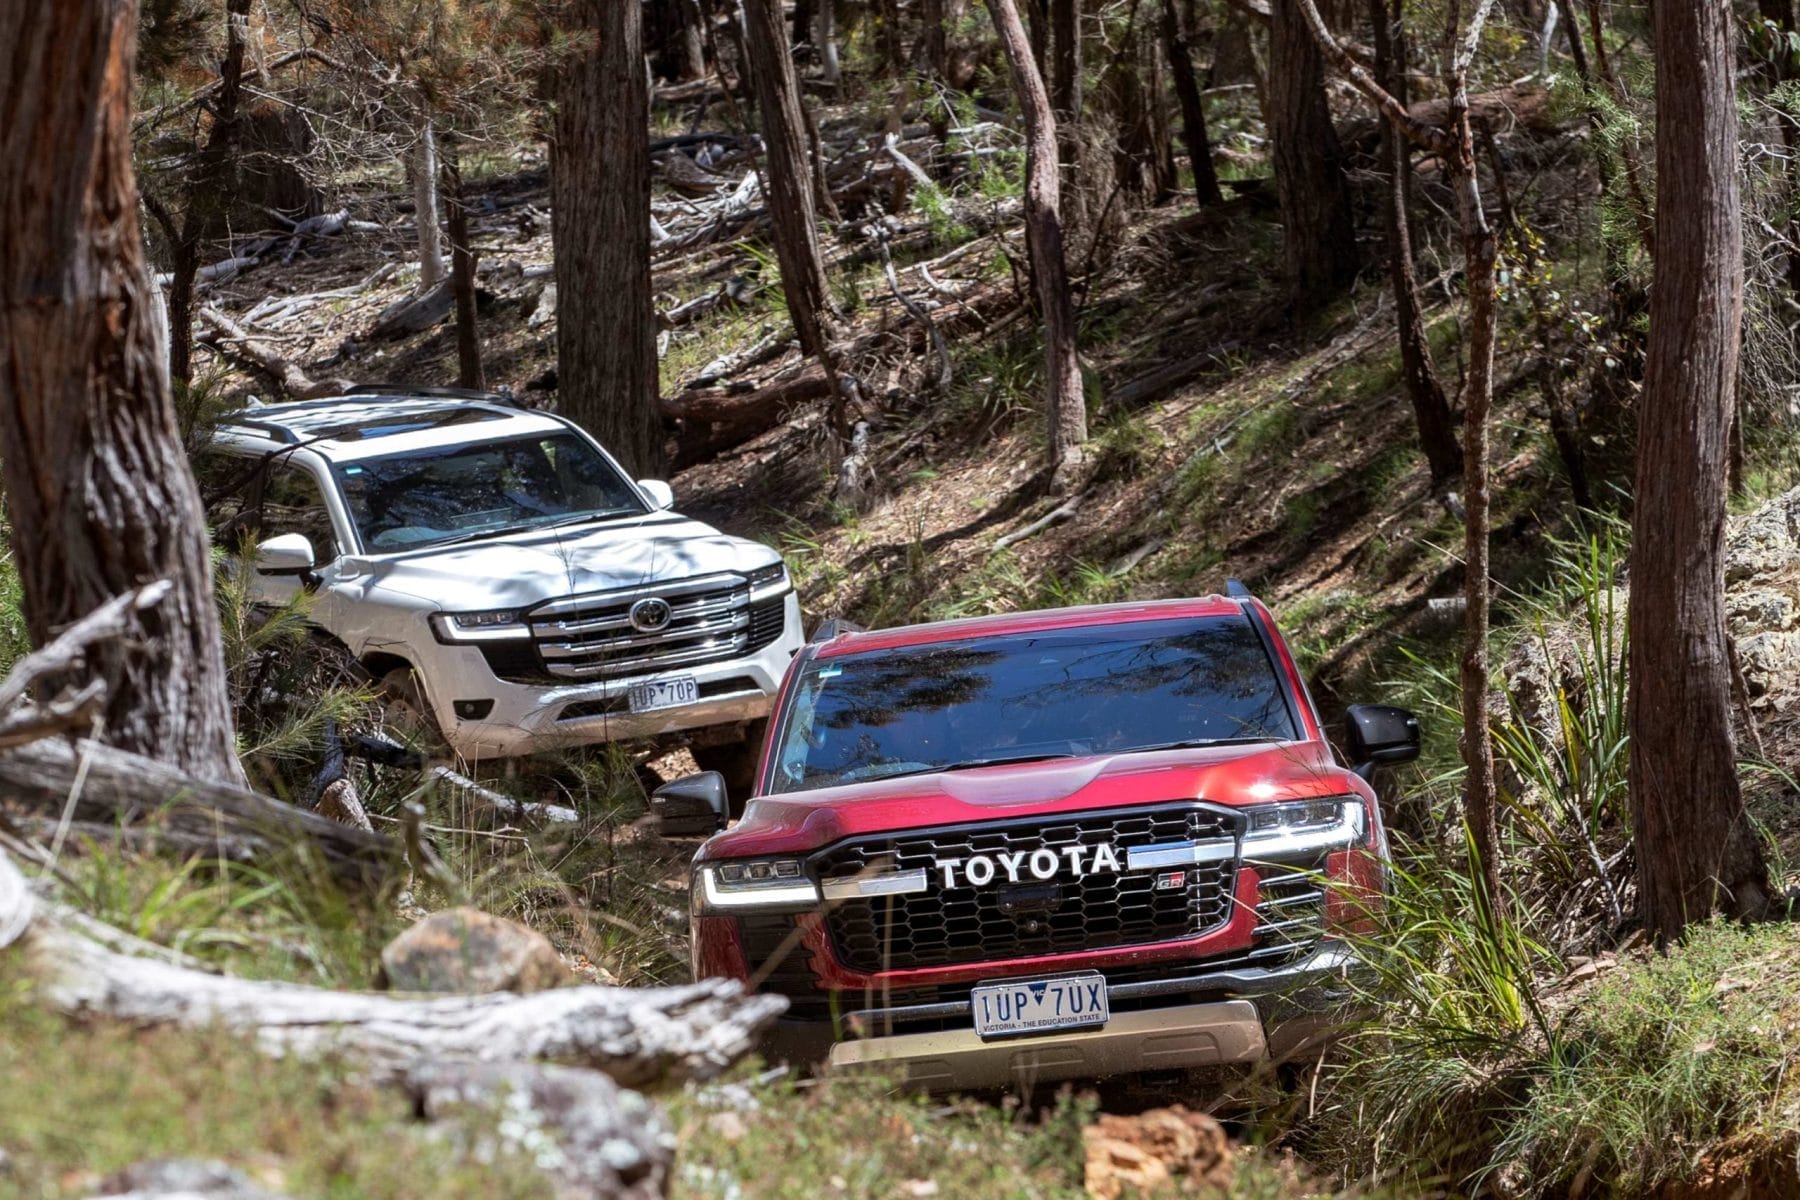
813;596;1250;658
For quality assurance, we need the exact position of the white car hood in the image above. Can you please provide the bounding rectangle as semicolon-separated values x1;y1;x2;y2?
352;515;777;611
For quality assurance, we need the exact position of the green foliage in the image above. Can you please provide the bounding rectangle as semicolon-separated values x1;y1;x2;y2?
0;548;31;679
912;180;971;244
57;838;401;987
946;328;1041;429
1492;522;1631;898
1088;410;1160;483
213;546;379;793
667;1070;1096;1199
1317;827;1558;1192
1494;922;1800;1197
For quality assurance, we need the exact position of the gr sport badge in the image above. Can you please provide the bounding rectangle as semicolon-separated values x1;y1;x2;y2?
628;597;674;633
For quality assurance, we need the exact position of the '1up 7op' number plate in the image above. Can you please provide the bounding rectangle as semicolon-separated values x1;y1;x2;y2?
971;972;1109;1040
628;675;699;713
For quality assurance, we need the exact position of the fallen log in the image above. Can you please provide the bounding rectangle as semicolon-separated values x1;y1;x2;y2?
0;843;784;1087
1106;339;1245;412
0;737;394;887
1343;82;1559;156
664;280;1018;464
198;306;354;400
664;372;835;467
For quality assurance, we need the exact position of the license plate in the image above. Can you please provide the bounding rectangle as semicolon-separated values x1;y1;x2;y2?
627;675;699;714
971;973;1109;1040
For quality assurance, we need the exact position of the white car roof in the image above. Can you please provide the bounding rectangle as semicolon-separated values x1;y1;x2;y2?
216;393;572;460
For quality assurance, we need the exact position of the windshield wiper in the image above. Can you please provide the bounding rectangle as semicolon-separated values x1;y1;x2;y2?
1118;736;1279;754
538;508;639;531
429;521;552;547
860;752;1079;783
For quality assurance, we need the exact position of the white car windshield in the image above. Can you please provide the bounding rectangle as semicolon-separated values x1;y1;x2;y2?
334;432;645;552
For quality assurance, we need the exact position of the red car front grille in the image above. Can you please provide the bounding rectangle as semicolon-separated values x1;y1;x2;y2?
812;804;1240;972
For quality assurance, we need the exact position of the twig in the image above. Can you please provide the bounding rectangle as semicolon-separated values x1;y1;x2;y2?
877;227;952;392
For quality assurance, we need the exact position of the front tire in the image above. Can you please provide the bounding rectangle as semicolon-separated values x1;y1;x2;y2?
379;667;447;756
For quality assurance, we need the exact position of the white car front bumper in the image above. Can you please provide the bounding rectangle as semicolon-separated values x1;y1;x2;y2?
422;592;805;759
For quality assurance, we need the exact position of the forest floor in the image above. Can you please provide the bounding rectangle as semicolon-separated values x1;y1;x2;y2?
10;79;1800;1199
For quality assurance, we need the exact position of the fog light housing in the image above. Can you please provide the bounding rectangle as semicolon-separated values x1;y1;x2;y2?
453;699;495;720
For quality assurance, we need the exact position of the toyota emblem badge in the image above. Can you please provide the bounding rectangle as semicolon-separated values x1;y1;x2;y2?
629;597;674;633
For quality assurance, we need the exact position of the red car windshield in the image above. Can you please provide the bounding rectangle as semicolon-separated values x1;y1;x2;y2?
767;615;1298;794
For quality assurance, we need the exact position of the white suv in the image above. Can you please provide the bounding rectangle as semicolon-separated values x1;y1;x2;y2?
198;388;803;771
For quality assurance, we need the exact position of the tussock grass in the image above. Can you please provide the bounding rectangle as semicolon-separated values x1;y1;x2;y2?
0;964;552;1200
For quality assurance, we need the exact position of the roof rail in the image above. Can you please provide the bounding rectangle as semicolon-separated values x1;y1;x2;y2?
1224;578;1254;601
345;383;520;407
225;416;300;444
809;617;865;643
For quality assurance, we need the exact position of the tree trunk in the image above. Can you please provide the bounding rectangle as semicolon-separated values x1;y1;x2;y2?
552;0;665;476
1369;0;1459;484
0;0;245;786
986;0;1087;490
1448;100;1504;918
1048;0;1089;233
413;119;445;291
923;0;951;78
740;0;836;365
1758;0;1800;303
1161;0;1225;207
677;0;710;81
162;0;253;385
1268;0;1357;307
1630;0;1771;941
443;154;484;391
817;0;841;83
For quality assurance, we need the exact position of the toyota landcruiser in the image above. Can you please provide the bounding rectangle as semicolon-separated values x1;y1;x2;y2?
664;594;1418;1091
196;387;804;769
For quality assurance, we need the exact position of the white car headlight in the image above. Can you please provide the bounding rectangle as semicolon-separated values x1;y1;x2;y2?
430;609;531;643
1242;797;1366;862
693;858;820;913
744;562;790;598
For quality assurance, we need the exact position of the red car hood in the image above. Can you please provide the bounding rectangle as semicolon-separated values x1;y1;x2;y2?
700;740;1369;861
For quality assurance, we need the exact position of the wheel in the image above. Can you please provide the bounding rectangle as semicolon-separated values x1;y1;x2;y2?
378;667;447;756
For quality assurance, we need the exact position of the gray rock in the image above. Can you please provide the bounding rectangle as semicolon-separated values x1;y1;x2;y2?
1736;631;1800;705
525;282;557;330
403;1060;673;1200
380;906;569;995
1727;587;1799;636
90;1159;290;1200
1725;487;1800;584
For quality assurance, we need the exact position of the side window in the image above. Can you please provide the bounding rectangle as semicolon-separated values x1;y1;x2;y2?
261;465;341;562
192;448;260;549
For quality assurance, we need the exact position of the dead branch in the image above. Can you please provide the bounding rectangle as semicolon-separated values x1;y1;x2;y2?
0;582;176;750
132;47;361;133
0;737;393;886
198;305;354;400
996;497;1082;550
0;842;783;1087
878;229;952;393
430;765;580;826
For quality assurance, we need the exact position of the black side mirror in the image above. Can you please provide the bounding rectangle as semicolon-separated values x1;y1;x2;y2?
651;771;729;836
1344;704;1421;781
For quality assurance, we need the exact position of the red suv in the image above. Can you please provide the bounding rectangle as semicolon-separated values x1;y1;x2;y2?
657;593;1419;1091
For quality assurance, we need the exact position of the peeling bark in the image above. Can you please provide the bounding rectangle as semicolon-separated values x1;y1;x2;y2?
0;0;244;785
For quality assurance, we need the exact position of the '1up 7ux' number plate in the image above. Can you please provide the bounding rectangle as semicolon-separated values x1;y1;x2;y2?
971;972;1109;1040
